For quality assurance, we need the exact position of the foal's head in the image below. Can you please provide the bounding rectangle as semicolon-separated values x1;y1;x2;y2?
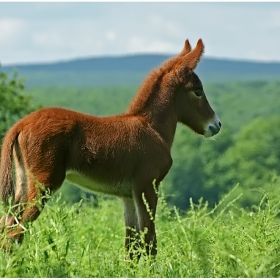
171;39;221;138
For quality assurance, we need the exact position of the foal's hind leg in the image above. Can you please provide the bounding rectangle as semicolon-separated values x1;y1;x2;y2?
2;170;65;247
122;197;140;260
2;176;47;246
0;143;27;240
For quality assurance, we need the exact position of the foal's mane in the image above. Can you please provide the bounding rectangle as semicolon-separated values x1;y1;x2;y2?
126;40;192;116
126;67;167;116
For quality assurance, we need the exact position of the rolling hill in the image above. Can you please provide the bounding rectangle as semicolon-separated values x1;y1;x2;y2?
2;54;280;87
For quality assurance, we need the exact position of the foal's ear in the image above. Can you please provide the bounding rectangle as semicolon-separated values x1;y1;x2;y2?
178;39;192;56
184;39;204;70
160;39;192;72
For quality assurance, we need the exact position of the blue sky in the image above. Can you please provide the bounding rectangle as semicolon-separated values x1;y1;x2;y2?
1;2;280;65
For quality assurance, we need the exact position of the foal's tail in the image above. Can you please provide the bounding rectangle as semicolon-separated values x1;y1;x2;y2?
0;125;19;205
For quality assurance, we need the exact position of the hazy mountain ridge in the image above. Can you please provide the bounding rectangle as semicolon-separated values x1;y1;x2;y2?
2;54;280;87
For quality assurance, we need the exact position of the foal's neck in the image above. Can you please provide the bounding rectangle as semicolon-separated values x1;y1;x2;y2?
125;73;178;148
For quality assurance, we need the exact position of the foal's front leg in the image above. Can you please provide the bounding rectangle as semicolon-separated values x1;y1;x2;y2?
132;182;158;257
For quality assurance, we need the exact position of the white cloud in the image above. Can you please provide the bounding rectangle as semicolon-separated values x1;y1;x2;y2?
128;36;177;54
33;32;65;50
0;18;27;45
1;2;280;64
105;31;116;42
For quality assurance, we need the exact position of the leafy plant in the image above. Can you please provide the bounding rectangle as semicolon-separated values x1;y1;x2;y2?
0;68;39;139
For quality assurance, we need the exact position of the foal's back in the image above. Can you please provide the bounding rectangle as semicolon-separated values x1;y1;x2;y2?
13;106;171;197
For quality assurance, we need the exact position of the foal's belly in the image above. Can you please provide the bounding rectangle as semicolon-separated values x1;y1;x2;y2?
65;170;133;198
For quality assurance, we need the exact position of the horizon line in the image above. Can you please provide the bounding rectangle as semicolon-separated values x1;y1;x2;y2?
2;53;280;68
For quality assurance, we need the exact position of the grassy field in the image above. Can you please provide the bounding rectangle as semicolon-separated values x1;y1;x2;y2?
0;184;280;278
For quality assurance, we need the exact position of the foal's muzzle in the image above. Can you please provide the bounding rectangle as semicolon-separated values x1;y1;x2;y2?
204;115;221;138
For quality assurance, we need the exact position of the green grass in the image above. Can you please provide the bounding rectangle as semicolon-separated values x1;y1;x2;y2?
0;184;280;277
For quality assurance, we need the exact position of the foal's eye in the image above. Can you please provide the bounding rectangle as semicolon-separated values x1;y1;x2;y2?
193;89;204;97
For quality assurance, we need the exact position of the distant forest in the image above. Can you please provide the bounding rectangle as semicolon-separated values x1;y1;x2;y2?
2;54;280;87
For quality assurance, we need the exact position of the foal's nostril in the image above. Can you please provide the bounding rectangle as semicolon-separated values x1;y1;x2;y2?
218;121;221;128
209;124;220;135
